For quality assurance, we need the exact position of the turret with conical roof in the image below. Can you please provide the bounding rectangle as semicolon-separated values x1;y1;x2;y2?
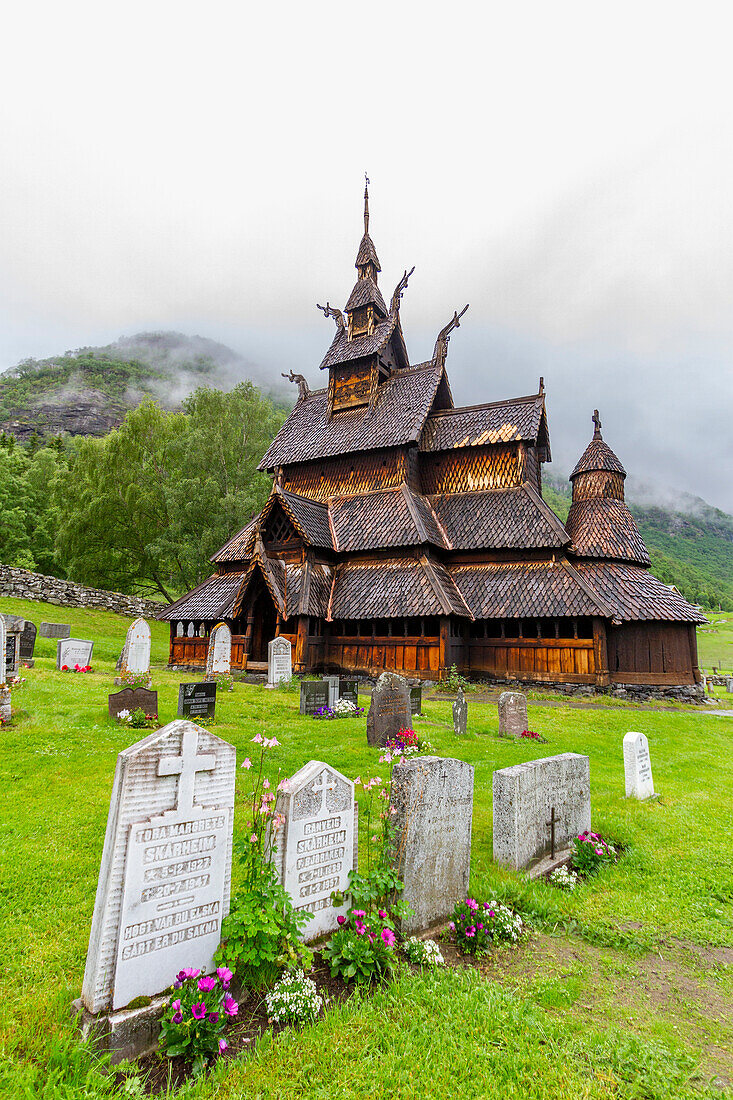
566;411;650;565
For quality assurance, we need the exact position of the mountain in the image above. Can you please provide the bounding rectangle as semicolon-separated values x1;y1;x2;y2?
542;472;733;610
0;331;291;443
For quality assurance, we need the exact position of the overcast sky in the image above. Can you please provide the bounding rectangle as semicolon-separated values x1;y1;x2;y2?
1;1;731;511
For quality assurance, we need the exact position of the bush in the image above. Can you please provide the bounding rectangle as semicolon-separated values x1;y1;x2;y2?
265;969;323;1026
571;831;617;877
158;967;237;1076
402;937;445;967
451;898;524;955
321;913;398;984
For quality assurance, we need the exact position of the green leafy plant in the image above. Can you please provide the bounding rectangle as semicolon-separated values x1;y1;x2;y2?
451;898;524;956
443;664;470;693
211;671;234;692
119;671;151;688
264;969;323;1026
571;831;617;877
158;966;237;1076
321;912;398;984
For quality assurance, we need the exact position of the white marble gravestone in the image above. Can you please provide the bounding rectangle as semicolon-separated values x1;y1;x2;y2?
57;638;94;669
390;756;474;935
187;622;195;638
81;720;235;1014
176;622;184;637
623;731;655;799
121;618;151;677
493;753;591;871
271;760;357;941
267;636;292;687
0;616;6;681
205;622;231;680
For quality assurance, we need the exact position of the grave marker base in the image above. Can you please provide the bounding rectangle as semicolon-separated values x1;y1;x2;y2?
72;995;168;1065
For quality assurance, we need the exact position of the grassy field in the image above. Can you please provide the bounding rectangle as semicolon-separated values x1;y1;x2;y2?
697;613;733;674
1;596;732;1099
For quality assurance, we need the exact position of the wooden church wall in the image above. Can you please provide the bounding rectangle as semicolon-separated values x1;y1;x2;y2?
282;449;406;500
606;622;696;684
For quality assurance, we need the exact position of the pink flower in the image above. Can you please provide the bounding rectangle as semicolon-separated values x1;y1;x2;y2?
381;927;396;947
198;976;217;993
449;921;455;931
353;776;361;786
250;833;258;843
241;758;252;769
337;915;346;925
262;778;270;789
378;910;387;919
477;923;484;930
224;994;238;1017
277;778;290;792
209;1011;219;1024
595;848;604;855
219;1038;227;1053
172;1011;183;1024
176;968;201;982
352;910;366;918
466;899;478;911
466;929;475;938
265;736;280;747
489;910;495;917
273;812;286;831
216;967;233;988
191;1002;206;1019
251;733;264;744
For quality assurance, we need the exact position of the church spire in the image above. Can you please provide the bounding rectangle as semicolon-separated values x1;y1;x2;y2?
364;174;370;236
346;177;386;334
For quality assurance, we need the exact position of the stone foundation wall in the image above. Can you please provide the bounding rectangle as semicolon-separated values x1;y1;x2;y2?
469;675;706;704
0;565;162;619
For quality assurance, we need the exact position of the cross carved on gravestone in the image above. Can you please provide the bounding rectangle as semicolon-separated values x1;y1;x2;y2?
546;805;557;859
157;729;216;815
311;771;336;813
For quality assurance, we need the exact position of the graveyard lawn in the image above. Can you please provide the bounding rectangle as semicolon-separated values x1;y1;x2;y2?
0;596;732;1099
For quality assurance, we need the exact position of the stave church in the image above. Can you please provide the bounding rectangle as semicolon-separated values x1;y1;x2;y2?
161;187;704;691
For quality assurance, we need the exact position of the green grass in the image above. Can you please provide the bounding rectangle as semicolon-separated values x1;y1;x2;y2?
1;595;732;1098
697;613;733;674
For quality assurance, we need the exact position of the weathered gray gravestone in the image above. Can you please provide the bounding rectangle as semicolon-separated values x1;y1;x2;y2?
300;680;329;716
78;720;235;1060
623;731;655;799
453;687;468;735
339;679;359;708
177;682;217;720
366;671;411;747
0;618;9;717
271;760;357;941
108;688;159;721
390;756;474;935
410;685;422;715
267;636;292;687
20;620;37;662
205;622;231;680
325;674;340;708
493;753;591;873
187;622;195;638
57;638;94;669
2;615;23;677
727;677;733;694
39;622;71;639
120;618;152;678
498;690;528;737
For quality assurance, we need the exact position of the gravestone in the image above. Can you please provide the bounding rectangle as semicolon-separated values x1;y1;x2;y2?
300;679;329;716
493;753;591;872
271;760;357;941
187;622;195;638
178;682;217;721
0;616;6;684
108;688;159;721
498;690;528;737
339;679;359;708
410;685;422;715
390;756;474;935
727;677;733;693
39;622;71;639
623;731;655;799
176;622;184;637
80;720;236;1038
325;674;340;708
2;615;22;678
120;618;151;678
57;638;94;670
204;622;231;680
20;620;37;662
0;686;10;722
366;671;411;747
267;636;292;687
453;687;468;735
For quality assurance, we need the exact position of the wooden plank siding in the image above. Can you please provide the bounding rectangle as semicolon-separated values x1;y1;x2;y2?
606;622;695;685
465;637;595;682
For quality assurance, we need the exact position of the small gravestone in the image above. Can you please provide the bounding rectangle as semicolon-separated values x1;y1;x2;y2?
176;622;184;637
325;674;340;708
267;636;292;687
78;720;235;1060
271;760;357;941
205;622;231;680
0;685;10;722
300;680;329;716
493;753;590;873
623;731;655;799
109;688;158;721
339;679;359;708
453;687;467;735
178;682;217;720
410;685;422;715
39;622;71;639
120;618;151;678
390;756;474;935
57;638;94;670
187;622;195;638
4;628;19;679
366;671;411;747
20;620;36;662
727;677;733;693
0;618;7;698
498;690;528;737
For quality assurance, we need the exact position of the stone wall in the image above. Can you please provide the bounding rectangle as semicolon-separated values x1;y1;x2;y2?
0;565;163;619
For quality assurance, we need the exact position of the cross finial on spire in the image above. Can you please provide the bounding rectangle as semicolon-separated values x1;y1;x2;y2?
592;409;602;439
364;172;370;235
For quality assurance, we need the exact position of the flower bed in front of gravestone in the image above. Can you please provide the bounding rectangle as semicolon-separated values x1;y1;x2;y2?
548;831;618;892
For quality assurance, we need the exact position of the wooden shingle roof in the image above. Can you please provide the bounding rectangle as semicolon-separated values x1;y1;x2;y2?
259;362;444;469
419;394;546;452
573;563;706;623
429;485;569;551
329;485;446;552
157;572;246;620
566;499;650;565
328;554;471;620
570;437;626;480
345;275;387;315
449;560;607;620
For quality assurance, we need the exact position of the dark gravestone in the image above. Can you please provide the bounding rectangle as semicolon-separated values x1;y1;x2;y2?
453;687;468;736
5;633;18;678
108;687;158;720
339;679;359;708
366;671;411;747
410;685;422;715
177;681;216;720
39;622;71;639
300;680;330;715
20;621;37;661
